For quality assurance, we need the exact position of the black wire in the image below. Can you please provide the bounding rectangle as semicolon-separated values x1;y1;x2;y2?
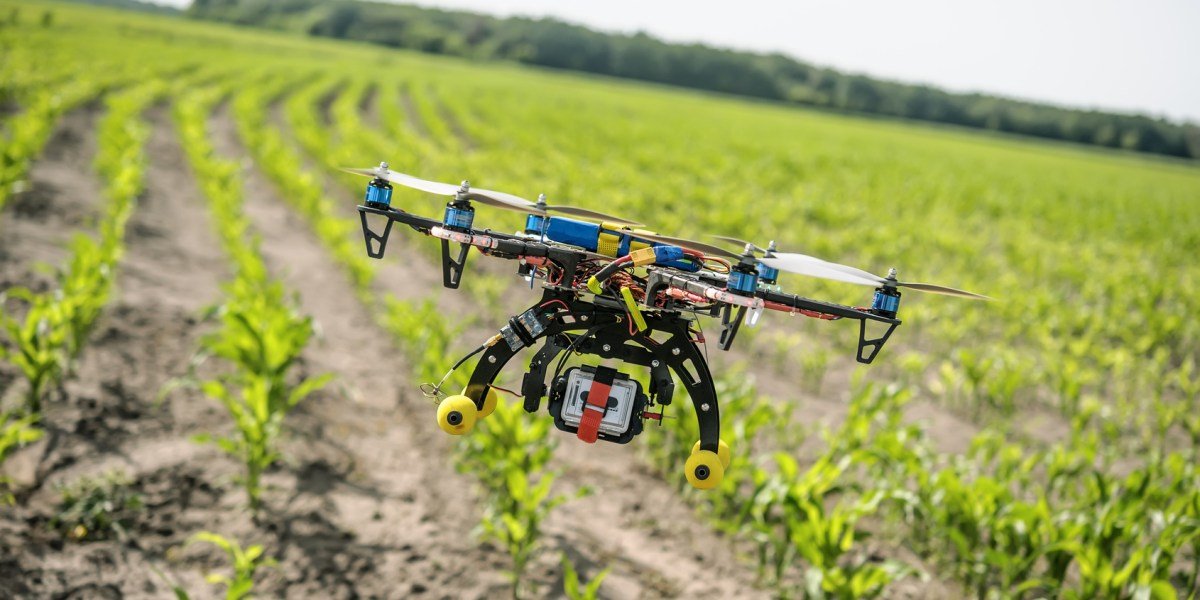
689;306;710;366
452;342;489;372
552;326;600;382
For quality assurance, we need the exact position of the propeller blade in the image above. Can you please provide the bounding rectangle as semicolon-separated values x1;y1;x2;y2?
463;188;545;215
344;168;643;224
342;166;462;196
710;235;765;253
342;167;382;178
544;204;643;227
759;253;883;287
707;229;991;299
716;235;886;281
815;260;889;285
626;232;741;259
897;282;991;300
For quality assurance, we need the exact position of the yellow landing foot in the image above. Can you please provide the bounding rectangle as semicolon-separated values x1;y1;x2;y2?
436;395;477;435
685;449;725;490
691;439;732;469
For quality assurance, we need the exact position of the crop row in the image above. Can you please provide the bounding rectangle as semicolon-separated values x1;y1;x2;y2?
173;80;330;516
1;78;165;415
231;70;608;597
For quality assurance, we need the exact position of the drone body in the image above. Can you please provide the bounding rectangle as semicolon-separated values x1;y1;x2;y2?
350;163;985;490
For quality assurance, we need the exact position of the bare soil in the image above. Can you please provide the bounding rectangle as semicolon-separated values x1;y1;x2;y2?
0;105;105;293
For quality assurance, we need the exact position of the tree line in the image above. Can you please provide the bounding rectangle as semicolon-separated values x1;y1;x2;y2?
187;0;1200;160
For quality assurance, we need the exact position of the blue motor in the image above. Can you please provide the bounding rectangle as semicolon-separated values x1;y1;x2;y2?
444;201;475;231
364;177;392;210
727;263;759;296
757;241;781;285
757;263;780;285
870;287;901;318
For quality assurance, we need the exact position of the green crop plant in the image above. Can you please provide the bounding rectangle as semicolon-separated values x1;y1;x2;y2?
790;491;910;600
0;288;70;414
0;78;166;413
381;297;462;386
192;280;331;513
0;411;41;464
561;554;610;600
230;75;376;297
0;78;107;209
0;411;43;503
49;470;143;541
187;531;276;600
641;369;789;503
175;84;329;513
456;396;583;598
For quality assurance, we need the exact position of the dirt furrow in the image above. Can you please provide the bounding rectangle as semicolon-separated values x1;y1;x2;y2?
428;87;477;152
0;105;105;293
209;106;510;598
0;104;239;599
398;82;432;140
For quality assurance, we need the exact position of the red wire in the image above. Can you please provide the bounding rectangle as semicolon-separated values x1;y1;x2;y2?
540;298;570;312
763;300;841;320
491;384;521;396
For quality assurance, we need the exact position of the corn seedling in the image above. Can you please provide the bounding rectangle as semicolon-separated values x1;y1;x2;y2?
457;397;584;598
0;411;43;503
188;531;276;600
561;553;610;600
175;85;329;514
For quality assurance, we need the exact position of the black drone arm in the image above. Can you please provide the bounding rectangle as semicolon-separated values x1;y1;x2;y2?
647;269;902;363
756;288;902;363
359;205;588;288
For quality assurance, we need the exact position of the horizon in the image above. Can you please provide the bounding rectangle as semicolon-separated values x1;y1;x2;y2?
153;0;1200;124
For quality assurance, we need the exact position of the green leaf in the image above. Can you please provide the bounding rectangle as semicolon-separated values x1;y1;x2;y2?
287;372;333;407
1149;580;1177;600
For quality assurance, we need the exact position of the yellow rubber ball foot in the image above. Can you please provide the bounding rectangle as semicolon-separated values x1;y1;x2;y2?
691;439;732;469
685;450;725;490
436;395;477;435
473;387;498;419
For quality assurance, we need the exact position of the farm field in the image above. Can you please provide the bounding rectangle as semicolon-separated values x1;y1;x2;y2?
1;1;1199;598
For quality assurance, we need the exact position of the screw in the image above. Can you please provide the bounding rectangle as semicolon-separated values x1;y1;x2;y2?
701;403;710;412
581;315;589;322
651;360;661;368
487;355;497;363
672;348;681;356
602;344;612;352
887;267;898;279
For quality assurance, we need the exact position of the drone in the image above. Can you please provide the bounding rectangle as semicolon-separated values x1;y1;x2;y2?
348;162;987;490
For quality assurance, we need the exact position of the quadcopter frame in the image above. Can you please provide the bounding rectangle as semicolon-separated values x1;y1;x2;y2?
356;200;907;487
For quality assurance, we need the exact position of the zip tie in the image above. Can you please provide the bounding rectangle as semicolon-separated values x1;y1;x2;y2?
621;287;648;332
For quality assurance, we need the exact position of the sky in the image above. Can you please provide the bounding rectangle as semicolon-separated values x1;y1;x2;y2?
161;0;1200;122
